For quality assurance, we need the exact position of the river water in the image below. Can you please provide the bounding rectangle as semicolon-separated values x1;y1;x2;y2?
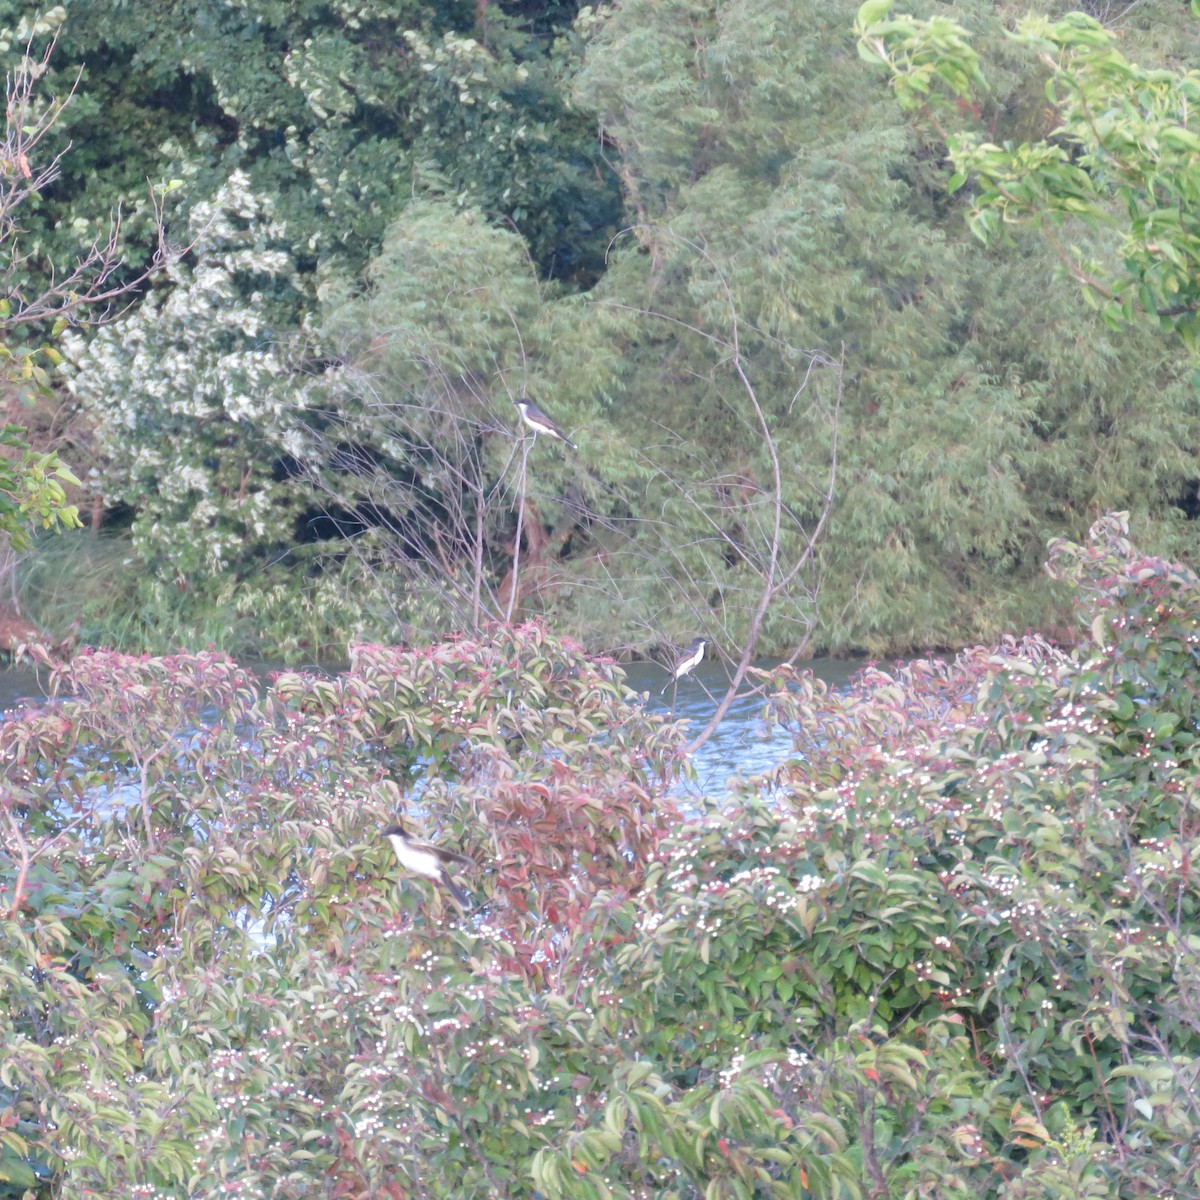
0;655;864;794
621;658;861;795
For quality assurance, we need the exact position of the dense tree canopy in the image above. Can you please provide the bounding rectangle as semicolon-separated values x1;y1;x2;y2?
5;0;1200;657
15;0;620;287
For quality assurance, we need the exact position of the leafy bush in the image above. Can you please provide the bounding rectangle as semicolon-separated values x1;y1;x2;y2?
65;171;313;585
2;516;1198;1198
0;624;683;1197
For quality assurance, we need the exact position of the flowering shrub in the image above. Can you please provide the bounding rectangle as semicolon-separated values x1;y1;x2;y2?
2;517;1198;1198
66;170;314;585
500;513;1200;1198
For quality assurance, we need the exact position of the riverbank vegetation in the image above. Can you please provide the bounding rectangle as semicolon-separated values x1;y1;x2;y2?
3;0;1200;1193
3;3;1199;1194
0;0;1195;660
2;514;1197;1197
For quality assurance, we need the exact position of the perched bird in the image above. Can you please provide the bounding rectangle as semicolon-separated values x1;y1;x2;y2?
514;397;577;450
660;636;708;694
381;821;474;908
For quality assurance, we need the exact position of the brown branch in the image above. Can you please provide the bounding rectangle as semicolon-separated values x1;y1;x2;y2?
3;803;89;918
0;38;190;334
505;438;530;624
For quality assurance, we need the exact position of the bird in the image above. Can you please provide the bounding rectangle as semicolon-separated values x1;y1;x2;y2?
381;820;475;908
514;397;577;450
660;636;708;694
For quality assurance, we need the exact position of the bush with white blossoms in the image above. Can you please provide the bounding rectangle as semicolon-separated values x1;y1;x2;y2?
67;170;316;584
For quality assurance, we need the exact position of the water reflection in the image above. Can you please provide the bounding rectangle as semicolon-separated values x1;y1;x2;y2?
0;663;50;711
627;657;862;796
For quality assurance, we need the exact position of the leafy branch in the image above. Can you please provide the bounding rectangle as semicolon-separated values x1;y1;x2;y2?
856;1;1200;348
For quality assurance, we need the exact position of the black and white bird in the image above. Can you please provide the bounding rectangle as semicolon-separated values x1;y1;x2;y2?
660;636;708;694
514;397;577;450
381;821;474;908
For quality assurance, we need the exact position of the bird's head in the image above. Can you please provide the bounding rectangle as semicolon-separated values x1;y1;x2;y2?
381;821;408;839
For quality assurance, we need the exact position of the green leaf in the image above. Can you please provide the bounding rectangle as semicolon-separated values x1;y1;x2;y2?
0;1157;41;1187
1152;713;1181;739
856;0;893;25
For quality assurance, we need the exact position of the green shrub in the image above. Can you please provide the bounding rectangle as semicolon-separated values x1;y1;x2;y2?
2;516;1198;1198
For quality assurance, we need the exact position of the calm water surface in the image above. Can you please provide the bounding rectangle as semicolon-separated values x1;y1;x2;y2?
0;656;864;794
622;658;861;795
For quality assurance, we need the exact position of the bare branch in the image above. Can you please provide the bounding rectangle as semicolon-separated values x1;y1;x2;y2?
0;37;188;332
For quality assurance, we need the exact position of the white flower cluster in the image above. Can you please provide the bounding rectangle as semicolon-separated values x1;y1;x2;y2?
66;170;315;574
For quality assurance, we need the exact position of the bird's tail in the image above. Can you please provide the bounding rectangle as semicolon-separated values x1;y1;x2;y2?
445;876;472;909
659;677;674;696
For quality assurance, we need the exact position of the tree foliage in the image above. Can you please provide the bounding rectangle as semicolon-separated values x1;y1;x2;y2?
66;170;312;584
3;518;1200;1197
7;0;1200;659
313;198;838;676
558;0;1199;650
857;1;1200;346
11;0;621;288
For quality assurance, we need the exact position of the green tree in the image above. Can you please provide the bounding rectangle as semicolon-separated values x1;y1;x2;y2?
15;0;1200;661
64;171;335;636
314;197;839;703
562;0;1200;651
5;0;625;651
856;2;1200;346
304;0;1200;664
0;25;181;649
7;0;621;287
